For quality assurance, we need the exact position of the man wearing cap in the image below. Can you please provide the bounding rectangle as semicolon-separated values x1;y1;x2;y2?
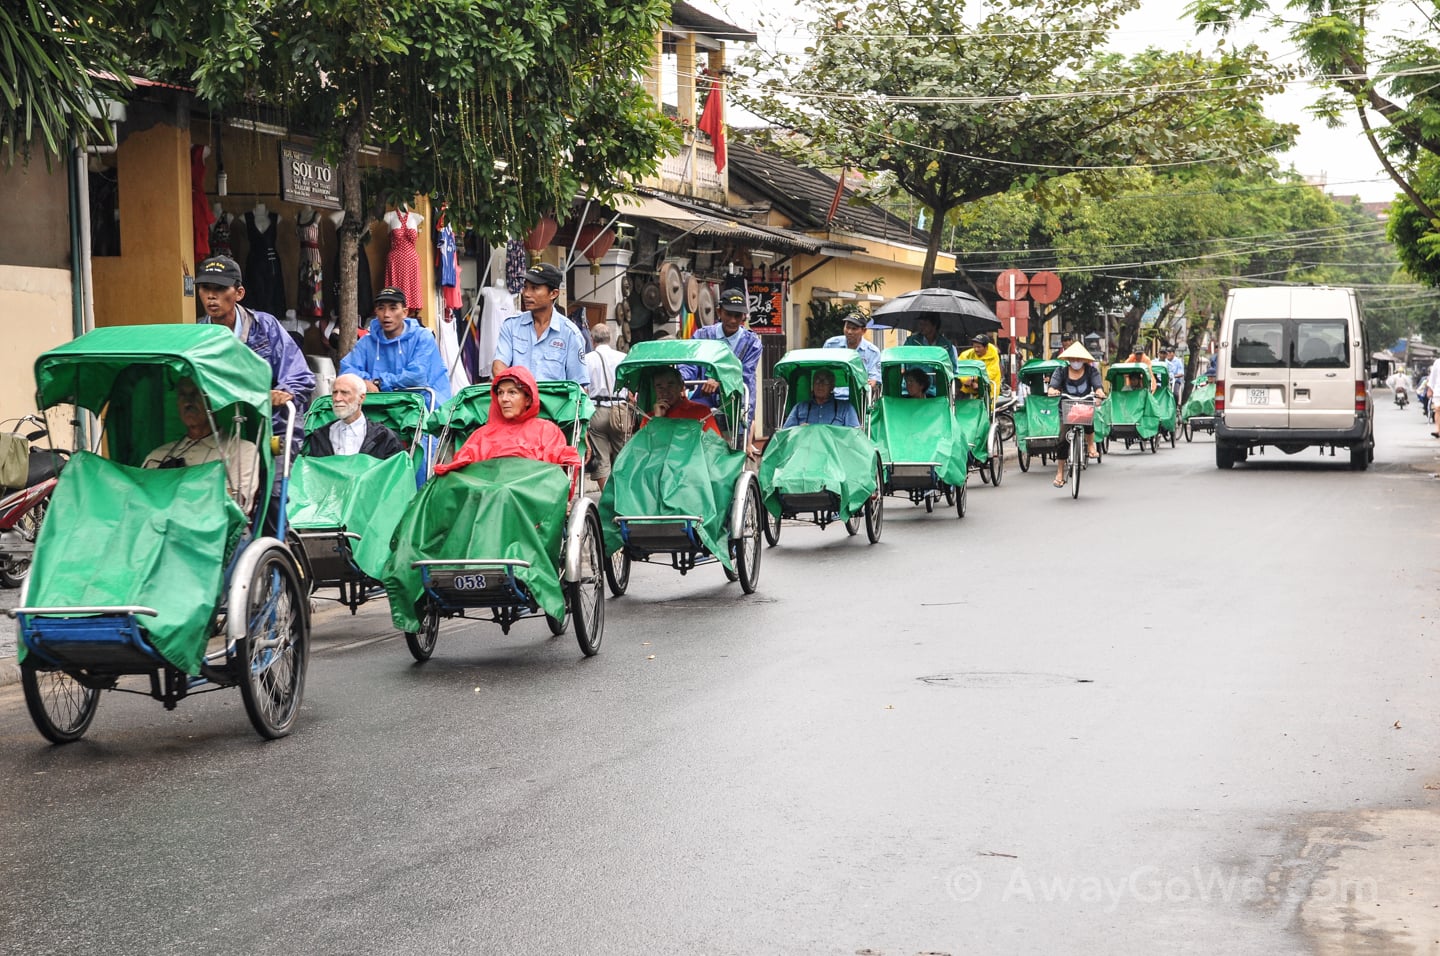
683;288;763;447
958;333;1002;399
1164;346;1185;407
823;314;882;398
340;287;453;404
195;255;315;434
492;262;589;385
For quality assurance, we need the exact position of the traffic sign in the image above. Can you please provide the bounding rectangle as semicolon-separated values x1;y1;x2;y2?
1029;271;1062;304
996;269;1029;301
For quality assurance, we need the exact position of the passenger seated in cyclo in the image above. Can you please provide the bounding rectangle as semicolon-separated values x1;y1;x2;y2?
434;366;581;474
141;376;260;512
645;366;722;436
301;373;406;459
903;368;932;398
782;368;859;428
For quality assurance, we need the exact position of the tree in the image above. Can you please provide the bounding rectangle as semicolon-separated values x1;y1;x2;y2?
1;0;132;163
737;0;1293;284
125;0;679;352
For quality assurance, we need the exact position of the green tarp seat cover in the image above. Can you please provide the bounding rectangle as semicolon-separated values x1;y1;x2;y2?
599;417;746;571
1182;382;1216;420
1093;398;1112;442
759;425;879;520
22;452;244;674
382;457;571;631
870;396;968;487
287;453;417;580
1105;388;1160;438
1015;395;1062;453
952;397;991;463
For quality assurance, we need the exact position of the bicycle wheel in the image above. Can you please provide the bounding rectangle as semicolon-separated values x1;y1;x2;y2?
1070;430;1083;500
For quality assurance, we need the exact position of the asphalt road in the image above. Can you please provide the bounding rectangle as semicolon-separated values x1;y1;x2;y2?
2;401;1439;955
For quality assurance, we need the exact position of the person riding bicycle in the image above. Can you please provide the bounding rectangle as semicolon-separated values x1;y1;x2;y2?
1047;343;1105;487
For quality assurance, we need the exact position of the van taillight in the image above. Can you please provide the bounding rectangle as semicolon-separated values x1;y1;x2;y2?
1355;380;1367;411
1214;379;1224;412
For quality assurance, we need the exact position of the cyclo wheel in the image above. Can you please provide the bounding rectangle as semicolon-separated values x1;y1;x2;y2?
1169;426;1176;449
955;477;967;518
1070;430;1084;500
762;503;781;548
732;478;762;594
989;428;1005;486
405;601;440;662
546;606;568;636
21;664;99;744
844;511;860;536
568;510;604;657
1017;444;1031;473
233;543;309;740
865;476;884;544
604;547;631;597
1183;420;1192;442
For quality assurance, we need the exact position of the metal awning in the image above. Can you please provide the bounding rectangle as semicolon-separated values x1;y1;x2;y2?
611;192;834;255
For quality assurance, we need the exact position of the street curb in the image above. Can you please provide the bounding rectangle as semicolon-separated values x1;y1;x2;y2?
0;657;18;689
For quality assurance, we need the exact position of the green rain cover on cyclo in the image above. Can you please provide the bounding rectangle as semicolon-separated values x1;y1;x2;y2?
22;452;244;675
758;425;878;521
599;417;746;572
382;458;571;631
952;398;991;464
287;453;417;580
870;397;969;487
1014;395;1062;454
1182;382;1216;420
1106;388;1160;439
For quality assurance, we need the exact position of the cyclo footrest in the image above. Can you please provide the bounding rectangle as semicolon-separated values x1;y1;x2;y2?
16;606;164;673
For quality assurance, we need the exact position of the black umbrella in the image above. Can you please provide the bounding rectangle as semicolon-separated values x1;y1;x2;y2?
871;287;1001;341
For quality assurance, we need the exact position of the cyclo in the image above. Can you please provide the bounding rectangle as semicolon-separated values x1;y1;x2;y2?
382;378;604;661
954;358;1004;486
757;349;883;546
599;339;764;594
1181;377;1217;441
1013;357;1067;473
1101;362;1163;453
287;389;434;614
1150;362;1179;448
870;345;970;518
11;325;310;743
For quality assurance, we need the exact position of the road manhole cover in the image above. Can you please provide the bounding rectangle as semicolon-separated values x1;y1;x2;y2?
918;672;1092;688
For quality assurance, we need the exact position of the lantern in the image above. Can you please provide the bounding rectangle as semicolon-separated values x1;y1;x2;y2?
524;214;558;263
576;222;617;275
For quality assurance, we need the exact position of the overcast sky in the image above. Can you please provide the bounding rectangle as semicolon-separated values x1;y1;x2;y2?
702;0;1419;202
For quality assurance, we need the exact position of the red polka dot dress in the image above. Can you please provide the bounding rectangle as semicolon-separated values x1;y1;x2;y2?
384;209;422;311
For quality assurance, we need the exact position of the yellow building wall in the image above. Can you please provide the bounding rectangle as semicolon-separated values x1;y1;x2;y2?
92;124;193;327
0;266;72;419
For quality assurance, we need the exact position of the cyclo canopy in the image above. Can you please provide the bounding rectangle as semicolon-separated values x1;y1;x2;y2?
614;339;745;434
760;349;879;521
1015;358;1066;453
25;325;274;674
870;345;969;487
1103;362;1161;438
952;358;993;464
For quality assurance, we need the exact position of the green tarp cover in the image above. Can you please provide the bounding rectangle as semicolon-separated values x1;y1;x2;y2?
382;458;570;630
1015;395;1062;453
1106;388;1160;438
1182;382;1216;420
758;425;879;520
1094;398;1112;442
21;452;244;675
1153;385;1178;432
953;398;991;462
599;417;746;571
870;397;969;486
615;339;744;401
288;453;417;580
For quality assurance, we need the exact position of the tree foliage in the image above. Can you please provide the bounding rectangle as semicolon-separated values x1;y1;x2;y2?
1;0;133;163
737;0;1294;284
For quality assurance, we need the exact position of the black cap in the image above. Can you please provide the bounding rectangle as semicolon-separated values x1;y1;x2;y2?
523;262;564;290
718;289;748;313
972;333;990;345
374;286;407;306
842;314;866;328
196;255;242;288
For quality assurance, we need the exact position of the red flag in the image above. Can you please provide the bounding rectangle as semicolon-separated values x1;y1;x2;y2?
698;74;726;173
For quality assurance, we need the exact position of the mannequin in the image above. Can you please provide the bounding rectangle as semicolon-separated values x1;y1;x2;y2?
328;211;373;326
382;206;424;316
252;202;274;233
296;205;323;319
209;202;233;257
244;203;287;317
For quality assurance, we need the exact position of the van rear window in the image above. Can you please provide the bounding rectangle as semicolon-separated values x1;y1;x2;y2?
1232;320;1285;368
1295;320;1348;368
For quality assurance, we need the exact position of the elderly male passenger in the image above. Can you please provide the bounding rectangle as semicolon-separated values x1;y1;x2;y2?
142;376;260;512
782;369;860;428
301;373;406;459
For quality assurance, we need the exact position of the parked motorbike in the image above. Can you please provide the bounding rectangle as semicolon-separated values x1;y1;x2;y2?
0;415;69;588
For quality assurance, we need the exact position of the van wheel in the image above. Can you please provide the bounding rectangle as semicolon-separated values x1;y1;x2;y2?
1216;443;1236;470
1349;445;1370;471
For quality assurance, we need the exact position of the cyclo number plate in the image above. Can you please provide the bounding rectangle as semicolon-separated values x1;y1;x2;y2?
1247;388;1269;406
452;573;488;591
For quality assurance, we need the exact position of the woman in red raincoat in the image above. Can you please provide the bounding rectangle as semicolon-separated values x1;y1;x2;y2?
435;366;581;475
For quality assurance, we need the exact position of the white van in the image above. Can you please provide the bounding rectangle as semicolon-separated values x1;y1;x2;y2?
1214;286;1373;470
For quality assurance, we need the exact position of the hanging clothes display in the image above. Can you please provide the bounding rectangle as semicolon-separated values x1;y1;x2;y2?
296;211;324;319
383;208;423;311
244;208;288;318
479;284;520;374
505;240;527;294
190;145;215;260
436;222;463;312
328;222;374;324
209;212;232;258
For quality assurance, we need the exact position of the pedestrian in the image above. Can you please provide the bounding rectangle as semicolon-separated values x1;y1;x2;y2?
683;288;763;452
1164;347;1185;406
195;254;316;437
491;262;589;385
583;322;631;489
823;314;881;398
340;287;453;405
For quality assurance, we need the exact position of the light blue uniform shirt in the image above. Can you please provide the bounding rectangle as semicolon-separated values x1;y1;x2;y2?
822;336;882;384
494;310;590;385
783;398;860;428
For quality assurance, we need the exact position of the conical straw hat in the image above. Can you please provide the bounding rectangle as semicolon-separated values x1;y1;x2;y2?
1058;342;1095;363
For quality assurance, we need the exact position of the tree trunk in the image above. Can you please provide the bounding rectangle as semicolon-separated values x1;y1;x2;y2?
336;108;366;357
920;203;949;287
1114;303;1145;357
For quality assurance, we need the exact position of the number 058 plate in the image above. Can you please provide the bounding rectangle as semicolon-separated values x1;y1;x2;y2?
1247;388;1269;405
452;573;488;591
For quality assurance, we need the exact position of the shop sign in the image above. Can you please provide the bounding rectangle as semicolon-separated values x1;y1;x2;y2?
747;281;786;334
278;142;341;209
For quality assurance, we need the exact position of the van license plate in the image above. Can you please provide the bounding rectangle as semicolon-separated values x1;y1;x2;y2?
1247;388;1269;405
